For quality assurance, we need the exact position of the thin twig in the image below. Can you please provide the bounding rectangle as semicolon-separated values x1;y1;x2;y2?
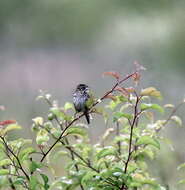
116;121;121;155
156;102;184;132
124;95;139;173
120;94;140;190
40;72;137;163
0;136;30;180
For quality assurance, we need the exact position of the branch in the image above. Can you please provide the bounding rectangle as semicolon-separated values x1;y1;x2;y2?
0;136;30;181
156;102;184;132
40;72;137;163
124;95;140;174
2;166;16;190
39;123;99;173
120;94;140;190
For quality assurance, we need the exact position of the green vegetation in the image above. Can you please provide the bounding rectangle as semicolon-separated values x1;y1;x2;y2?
0;65;184;189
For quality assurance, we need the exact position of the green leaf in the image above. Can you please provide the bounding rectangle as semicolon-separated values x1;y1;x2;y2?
141;178;159;187
19;147;36;161
141;103;164;113
2;124;22;135
32;117;44;125
141;87;162;99
50;128;61;138
178;179;185;185
13;176;26;185
97;147;116;159
134;149;155;160
106;96;127;110
29;160;43;174
29;176;40;190
171;115;182;126
81;171;97;186
50;107;64;118
0;159;11;167
65;127;87;137
0;169;9;175
177;163;185;170
136;136;160;149
113;112;132;122
40;174;50;190
64;102;74;110
36;129;50;145
50;107;72;121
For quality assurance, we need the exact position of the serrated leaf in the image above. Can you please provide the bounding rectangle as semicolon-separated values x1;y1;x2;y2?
0;159;11;166
113;112;132;122
171;115;182;126
97;147;116;159
141;87;162;99
32;117;44;125
136;136;160;149
141;103;164;113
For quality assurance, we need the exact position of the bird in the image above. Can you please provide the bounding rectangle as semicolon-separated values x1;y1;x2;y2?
73;84;93;124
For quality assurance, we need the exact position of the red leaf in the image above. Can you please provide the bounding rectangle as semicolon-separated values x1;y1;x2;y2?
0;120;16;126
104;94;117;101
115;87;129;96
102;71;120;80
124;87;135;93
115;87;135;96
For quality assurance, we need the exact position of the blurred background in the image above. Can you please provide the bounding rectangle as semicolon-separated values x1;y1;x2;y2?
0;0;185;189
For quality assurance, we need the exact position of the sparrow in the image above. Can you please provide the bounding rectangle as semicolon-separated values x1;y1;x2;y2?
73;84;93;124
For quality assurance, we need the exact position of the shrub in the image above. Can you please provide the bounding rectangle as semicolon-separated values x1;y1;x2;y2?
0;64;184;190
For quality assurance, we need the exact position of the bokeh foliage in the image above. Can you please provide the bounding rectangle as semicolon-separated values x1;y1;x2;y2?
0;69;184;189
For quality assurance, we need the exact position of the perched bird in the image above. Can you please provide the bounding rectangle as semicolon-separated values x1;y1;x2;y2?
73;84;93;124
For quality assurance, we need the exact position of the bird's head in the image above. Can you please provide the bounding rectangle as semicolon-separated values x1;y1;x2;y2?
76;84;89;93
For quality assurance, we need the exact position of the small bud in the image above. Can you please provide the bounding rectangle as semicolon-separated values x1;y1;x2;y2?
48;113;55;121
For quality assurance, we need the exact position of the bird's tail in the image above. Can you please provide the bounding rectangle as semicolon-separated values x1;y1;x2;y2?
84;110;90;124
